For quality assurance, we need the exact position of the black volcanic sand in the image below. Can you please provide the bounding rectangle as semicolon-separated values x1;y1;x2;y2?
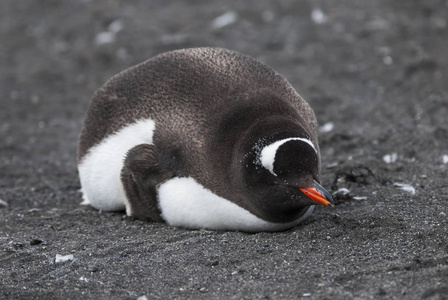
1;1;447;299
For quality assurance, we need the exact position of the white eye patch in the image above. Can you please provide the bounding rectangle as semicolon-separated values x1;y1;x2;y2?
259;137;317;176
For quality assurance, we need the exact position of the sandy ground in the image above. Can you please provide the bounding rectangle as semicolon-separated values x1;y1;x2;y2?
1;1;448;299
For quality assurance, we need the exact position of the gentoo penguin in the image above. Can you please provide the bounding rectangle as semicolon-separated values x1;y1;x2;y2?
77;47;333;232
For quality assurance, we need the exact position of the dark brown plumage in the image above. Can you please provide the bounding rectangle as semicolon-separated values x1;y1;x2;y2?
78;48;332;230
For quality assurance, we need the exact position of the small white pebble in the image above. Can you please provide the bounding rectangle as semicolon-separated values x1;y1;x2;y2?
333;188;350;195
137;296;148;300
319;122;334;133
0;199;8;208
95;31;115;45
393;183;416;195
311;8;327;24
383;153;397;164
303;293;312;297
442;155;448;164
353;196;368;200
55;254;74;263
212;11;238;29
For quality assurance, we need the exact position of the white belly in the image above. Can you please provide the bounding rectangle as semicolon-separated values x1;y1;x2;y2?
158;177;314;232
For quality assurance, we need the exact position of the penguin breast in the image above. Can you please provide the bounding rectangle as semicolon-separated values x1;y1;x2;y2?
157;176;314;232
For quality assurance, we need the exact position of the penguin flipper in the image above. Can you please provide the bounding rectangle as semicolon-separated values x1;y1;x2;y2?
120;144;173;222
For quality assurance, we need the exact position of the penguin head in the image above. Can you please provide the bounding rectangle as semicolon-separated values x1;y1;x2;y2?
259;137;333;207
236;134;333;222
214;96;333;222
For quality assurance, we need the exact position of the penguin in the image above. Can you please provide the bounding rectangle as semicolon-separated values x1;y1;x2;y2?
77;47;333;232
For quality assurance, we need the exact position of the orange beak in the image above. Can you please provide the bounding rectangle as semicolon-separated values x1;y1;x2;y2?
299;180;334;206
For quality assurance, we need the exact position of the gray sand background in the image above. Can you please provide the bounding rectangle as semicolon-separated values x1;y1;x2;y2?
1;1;447;299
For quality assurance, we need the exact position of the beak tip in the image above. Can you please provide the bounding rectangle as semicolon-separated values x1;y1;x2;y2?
300;180;334;207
